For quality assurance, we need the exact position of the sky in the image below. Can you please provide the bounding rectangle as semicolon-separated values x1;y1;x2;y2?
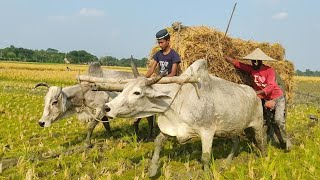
0;0;319;70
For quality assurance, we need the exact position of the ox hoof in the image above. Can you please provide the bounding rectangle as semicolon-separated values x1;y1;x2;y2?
135;136;142;142
258;147;267;157
203;164;210;172
203;165;214;178
218;166;226;174
148;164;159;177
105;132;112;138
84;142;93;149
145;135;155;142
285;143;292;153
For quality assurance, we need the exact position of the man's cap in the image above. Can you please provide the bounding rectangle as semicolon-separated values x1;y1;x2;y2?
156;29;170;40
242;48;276;61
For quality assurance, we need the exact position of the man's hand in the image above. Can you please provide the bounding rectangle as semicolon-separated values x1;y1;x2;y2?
256;90;265;95
224;55;235;64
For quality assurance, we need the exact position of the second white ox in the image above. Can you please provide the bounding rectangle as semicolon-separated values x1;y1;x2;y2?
104;59;267;176
36;62;155;148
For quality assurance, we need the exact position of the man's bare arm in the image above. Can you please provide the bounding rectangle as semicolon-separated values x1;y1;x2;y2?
224;55;236;64
145;60;158;78
167;63;178;77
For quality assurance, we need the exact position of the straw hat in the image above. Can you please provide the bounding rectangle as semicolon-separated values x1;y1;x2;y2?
242;48;276;61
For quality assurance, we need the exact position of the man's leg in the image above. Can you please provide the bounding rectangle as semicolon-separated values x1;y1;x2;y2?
262;100;276;143
274;96;292;151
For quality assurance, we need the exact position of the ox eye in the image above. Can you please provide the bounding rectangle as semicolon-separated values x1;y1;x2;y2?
52;100;58;105
133;91;141;95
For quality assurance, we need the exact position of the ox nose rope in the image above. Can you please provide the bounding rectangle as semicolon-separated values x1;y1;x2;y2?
83;106;111;123
78;81;110;123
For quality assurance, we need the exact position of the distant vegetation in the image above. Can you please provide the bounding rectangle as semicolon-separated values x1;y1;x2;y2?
99;56;148;67
296;69;320;77
0;45;148;67
2;45;319;72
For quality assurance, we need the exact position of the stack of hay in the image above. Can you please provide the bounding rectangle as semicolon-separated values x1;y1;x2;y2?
149;24;295;102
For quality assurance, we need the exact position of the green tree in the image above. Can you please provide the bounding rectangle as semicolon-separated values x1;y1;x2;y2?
137;57;148;67
296;69;320;77
6;52;16;59
68;50;98;64
100;56;119;66
0;45;151;66
296;69;303;76
99;56;108;65
305;69;314;76
46;48;59;53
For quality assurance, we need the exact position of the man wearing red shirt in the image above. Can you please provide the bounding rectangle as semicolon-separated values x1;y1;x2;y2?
224;48;292;151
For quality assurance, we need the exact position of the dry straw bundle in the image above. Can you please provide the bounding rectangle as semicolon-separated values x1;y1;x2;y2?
149;23;295;101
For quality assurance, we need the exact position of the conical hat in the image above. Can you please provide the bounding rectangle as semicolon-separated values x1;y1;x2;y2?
242;48;276;61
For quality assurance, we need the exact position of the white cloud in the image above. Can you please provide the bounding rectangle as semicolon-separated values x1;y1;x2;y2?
272;12;288;20
79;8;105;17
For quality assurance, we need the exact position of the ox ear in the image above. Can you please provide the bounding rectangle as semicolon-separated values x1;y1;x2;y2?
145;88;170;99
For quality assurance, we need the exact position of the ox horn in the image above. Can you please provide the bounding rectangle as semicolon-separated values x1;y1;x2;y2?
145;70;167;86
130;55;140;78
34;82;51;89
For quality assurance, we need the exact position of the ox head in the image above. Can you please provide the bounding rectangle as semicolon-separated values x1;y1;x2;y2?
104;72;171;118
34;82;69;127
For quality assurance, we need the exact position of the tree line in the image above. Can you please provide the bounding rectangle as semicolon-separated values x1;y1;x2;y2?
296;69;320;77
99;56;148;67
1;46;319;74
0;45;148;67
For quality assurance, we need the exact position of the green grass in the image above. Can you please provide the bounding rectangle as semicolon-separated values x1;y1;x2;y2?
0;61;319;179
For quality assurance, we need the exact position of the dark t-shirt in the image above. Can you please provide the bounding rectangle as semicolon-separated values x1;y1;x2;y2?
153;49;181;75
